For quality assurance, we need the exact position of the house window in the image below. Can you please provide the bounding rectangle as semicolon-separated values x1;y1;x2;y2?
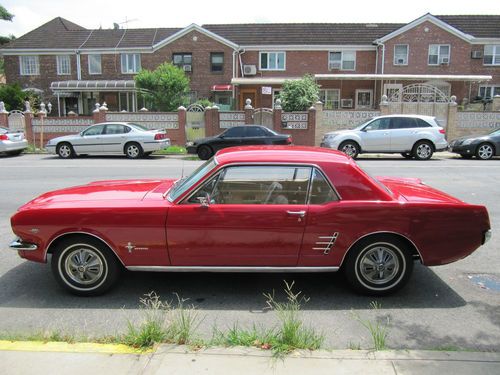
56;55;71;75
355;89;373;109
484;45;500;65
428;45;450;65
479;85;500;99
173;53;192;72
19;55;39;75
329;51;356;70
121;53;141;74
319;89;340;110
394;45;408;65
211;53;224;72
88;54;102;74
259;52;286;71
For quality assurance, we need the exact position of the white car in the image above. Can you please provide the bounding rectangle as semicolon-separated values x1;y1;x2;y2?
46;122;170;159
320;115;448;160
0;126;28;156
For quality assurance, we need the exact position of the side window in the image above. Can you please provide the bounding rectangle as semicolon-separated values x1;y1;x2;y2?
365;118;390;131
187;166;311;205
105;124;128;134
416;118;432;128
246;127;266;137
309;169;337;204
390;117;416;129
223;127;245;138
83;125;104;136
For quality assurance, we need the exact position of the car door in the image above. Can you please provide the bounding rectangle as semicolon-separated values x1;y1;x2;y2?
240;126;269;146
210;126;245;152
166;165;311;266
389;117;418;152
73;124;105;154
359;117;391;151
102;124;131;153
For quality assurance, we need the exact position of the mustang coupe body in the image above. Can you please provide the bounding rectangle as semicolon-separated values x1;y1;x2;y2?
10;146;491;296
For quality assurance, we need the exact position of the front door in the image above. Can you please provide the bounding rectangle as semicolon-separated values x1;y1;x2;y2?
167;165;312;266
74;124;106;153
359;117;391;152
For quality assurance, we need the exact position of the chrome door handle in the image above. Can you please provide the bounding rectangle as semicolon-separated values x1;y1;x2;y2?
286;210;306;218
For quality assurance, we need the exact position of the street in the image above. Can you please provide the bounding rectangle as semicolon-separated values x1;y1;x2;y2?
0;153;499;351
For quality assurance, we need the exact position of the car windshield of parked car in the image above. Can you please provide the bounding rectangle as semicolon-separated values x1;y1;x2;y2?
167;159;217;201
128;123;149;131
489;129;500;136
353;119;374;130
220;127;245;138
82;125;105;136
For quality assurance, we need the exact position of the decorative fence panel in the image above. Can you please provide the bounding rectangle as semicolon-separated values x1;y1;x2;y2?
453;112;500;138
281;112;308;129
31;117;94;134
318;110;380;145
105;112;179;129
219;112;245;129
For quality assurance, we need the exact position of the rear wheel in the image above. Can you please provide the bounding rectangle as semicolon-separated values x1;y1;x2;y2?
125;142;144;159
197;145;213;160
339;141;360;159
51;236;120;296
344;235;413;296
476;143;494;160
412;141;434;160
57;142;74;159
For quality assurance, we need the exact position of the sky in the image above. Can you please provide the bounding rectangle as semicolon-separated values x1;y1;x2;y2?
1;0;499;37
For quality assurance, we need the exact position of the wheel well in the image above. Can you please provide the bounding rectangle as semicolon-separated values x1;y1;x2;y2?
413;139;435;151
340;232;422;269
197;144;212;152
477;142;495;152
46;232;124;267
123;141;141;152
339;140;361;152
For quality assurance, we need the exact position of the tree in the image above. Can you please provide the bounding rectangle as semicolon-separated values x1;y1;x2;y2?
0;5;13;21
0;83;26;111
0;5;14;74
279;74;320;112
134;63;190;111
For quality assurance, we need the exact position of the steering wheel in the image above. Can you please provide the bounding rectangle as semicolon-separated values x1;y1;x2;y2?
264;181;283;204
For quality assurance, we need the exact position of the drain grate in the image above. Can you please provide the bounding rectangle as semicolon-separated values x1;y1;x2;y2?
468;274;500;292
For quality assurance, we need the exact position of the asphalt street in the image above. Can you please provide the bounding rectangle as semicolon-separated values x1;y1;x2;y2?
0;153;499;351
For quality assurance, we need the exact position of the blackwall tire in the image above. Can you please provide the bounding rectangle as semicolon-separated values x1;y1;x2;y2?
412;141;434;160
476;143;495;160
51;236;120;296
125;142;144;159
344;235;413;296
197;145;213;160
57;143;75;159
339;141;360;159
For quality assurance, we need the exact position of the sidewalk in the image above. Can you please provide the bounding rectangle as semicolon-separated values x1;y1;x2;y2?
1;344;499;375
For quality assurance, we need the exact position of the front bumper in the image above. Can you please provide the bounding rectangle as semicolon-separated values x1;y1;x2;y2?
449;143;476;155
483;229;492;245
10;238;38;251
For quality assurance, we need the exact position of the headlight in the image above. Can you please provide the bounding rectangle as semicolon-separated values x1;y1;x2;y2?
462;139;474;145
323;134;337;141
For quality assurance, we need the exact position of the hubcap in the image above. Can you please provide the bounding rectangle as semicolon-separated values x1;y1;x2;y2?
64;247;104;285
59;145;71;157
127;145;139;157
359;246;399;285
478;145;493;159
342;144;357;157
416;144;431;159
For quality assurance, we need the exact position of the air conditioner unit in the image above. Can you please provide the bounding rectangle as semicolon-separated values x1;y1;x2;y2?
243;65;257;75
341;99;353;108
471;51;483;59
439;57;449;65
397;58;405;65
329;61;342;70
182;65;192;72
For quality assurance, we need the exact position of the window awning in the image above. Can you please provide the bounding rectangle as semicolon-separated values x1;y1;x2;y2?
211;84;233;91
51;80;137;92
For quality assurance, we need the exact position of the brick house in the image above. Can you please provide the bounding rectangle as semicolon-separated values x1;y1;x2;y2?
0;13;498;115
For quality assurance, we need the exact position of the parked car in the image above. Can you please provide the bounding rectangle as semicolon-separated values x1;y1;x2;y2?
10;146;491;296
449;129;500;160
0;126;28;156
45;122;170;159
186;125;292;160
320;115;448;160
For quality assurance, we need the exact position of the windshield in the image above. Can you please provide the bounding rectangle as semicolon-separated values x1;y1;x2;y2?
167;159;217;202
353;118;373;130
128;123;150;131
489;128;500;136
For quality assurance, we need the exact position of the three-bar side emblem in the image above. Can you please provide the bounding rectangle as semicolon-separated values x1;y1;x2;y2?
313;233;339;255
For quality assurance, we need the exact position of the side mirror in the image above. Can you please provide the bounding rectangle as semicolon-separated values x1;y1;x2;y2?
197;193;211;207
80;132;84;137
363;125;373;132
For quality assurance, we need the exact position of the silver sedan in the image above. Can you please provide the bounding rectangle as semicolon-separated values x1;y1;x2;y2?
0;126;28;156
45;122;171;159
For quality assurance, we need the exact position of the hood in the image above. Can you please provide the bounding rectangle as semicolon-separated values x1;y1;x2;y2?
19;179;176;210
325;129;354;136
46;134;80;144
377;176;464;204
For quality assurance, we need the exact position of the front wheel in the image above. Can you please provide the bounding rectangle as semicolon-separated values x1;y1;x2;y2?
338;141;360;159
51;236;120;296
57;142;75;159
476;143;495;160
125;142;144;159
344;235;413;296
412;141;434;160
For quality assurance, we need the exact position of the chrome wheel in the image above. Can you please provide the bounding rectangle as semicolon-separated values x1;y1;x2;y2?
57;143;73;158
416;143;432;159
477;144;494;160
339;142;359;158
125;143;143;159
64;246;104;285
357;245;399;285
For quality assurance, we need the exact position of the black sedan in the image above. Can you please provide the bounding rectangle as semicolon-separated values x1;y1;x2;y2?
186;125;292;160
449;129;500;160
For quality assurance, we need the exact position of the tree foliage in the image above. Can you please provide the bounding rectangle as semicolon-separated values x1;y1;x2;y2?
279;75;320;112
134;63;190;111
0;5;14;21
0;83;27;111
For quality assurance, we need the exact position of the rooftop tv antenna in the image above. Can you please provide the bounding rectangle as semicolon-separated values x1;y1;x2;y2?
114;17;139;29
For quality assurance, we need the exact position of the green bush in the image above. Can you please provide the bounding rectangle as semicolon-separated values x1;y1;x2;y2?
0;83;25;111
280;75;320;112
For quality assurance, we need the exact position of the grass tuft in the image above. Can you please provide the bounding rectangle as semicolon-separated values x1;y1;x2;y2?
351;301;390;350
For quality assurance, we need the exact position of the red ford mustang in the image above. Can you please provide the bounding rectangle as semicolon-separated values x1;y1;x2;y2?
10;146;491;296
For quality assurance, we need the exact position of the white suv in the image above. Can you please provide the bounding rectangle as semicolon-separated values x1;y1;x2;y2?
320;115;448;160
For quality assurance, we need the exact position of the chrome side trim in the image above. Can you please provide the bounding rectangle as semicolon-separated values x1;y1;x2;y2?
339;231;424;267
313;232;339;255
44;231;125;267
126;266;340;273
10;238;38;251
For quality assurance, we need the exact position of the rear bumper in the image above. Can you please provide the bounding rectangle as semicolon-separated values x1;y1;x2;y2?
435;140;449;152
142;139;170;152
0;139;28;153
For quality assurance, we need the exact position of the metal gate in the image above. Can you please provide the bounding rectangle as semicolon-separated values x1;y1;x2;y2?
387;84;450;127
186;104;205;141
8;111;26;132
253;108;274;128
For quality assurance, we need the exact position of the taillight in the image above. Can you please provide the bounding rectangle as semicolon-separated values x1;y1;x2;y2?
154;133;166;140
286;136;293;144
439;128;446;135
0;134;8;141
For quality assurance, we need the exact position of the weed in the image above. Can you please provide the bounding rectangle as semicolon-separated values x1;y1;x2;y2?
351;301;390;350
348;341;361;350
165;293;202;345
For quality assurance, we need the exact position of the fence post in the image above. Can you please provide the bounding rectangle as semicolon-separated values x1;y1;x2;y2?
493;95;500;112
177;106;187;146
379;95;390;116
307;105;317;146
273;99;283;133
204;106;215;137
212;105;220;132
446;96;458;141
313;101;323;146
0;102;8;128
92;103;101;123
24;111;34;145
244;99;253;124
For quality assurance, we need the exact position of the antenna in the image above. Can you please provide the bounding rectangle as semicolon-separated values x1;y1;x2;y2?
116;17;139;29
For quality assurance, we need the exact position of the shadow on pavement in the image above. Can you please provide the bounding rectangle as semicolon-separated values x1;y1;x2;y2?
0;261;466;311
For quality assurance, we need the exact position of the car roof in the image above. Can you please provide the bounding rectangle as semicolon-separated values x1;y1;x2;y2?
215;146;352;165
374;114;436;120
